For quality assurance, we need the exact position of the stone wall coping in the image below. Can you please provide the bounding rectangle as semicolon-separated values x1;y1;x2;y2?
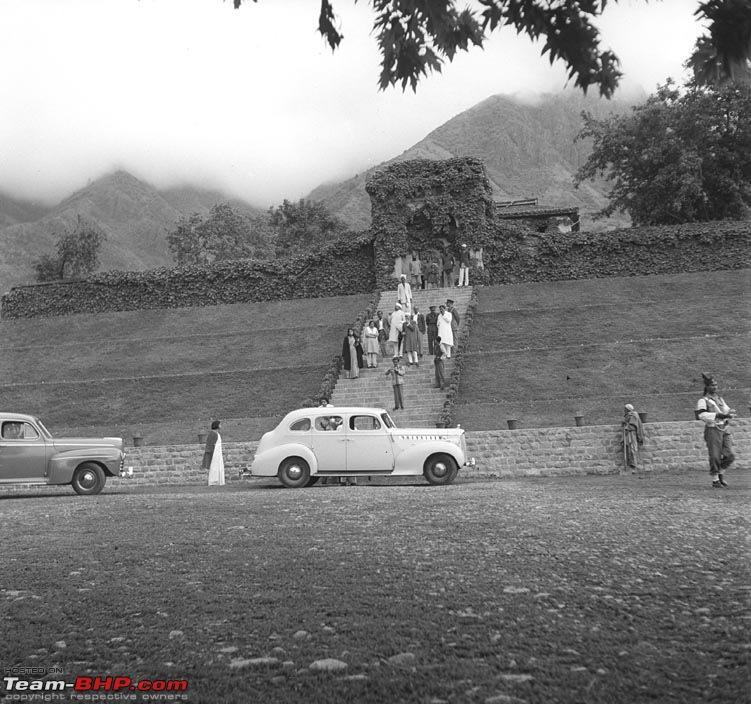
123;418;749;451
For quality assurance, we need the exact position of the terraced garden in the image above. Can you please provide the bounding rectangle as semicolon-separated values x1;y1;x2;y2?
1;270;749;444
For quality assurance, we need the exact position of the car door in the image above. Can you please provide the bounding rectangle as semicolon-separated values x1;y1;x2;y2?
310;414;348;472
0;420;48;482
345;414;394;473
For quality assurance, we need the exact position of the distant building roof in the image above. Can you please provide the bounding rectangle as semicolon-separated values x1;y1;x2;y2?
493;199;579;220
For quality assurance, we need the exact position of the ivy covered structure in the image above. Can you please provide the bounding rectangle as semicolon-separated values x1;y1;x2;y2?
366;157;497;288
366;156;750;289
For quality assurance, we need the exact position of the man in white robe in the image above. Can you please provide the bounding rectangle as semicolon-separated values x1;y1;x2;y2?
397;274;412;314
437;305;453;358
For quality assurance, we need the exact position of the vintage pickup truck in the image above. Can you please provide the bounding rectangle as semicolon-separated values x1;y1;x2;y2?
0;412;132;495
251;406;474;488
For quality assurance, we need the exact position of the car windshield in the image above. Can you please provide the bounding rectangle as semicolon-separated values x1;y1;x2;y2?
381;412;396;429
34;419;53;439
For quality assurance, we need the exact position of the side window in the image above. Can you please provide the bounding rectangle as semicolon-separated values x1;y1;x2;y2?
350;415;381;431
315;416;343;432
22;423;39;439
2;421;24;439
289;418;311;431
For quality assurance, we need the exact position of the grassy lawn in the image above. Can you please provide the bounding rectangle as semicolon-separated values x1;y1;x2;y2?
2;471;749;703
1;293;372;442
2;270;749;441
456;269;751;429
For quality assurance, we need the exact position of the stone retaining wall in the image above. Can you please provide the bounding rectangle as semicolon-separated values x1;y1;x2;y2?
2;421;747;495
114;420;749;486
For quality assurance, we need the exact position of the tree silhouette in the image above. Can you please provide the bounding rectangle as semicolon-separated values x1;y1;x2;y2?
34;216;106;281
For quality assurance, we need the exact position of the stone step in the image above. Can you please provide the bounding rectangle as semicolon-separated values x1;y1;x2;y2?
334;286;472;419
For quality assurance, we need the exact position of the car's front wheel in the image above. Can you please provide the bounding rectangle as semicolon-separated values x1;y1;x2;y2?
278;457;311;488
423;453;458;486
71;463;107;495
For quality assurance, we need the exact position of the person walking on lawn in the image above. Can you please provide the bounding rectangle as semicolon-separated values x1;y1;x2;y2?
385;355;406;410
695;372;737;488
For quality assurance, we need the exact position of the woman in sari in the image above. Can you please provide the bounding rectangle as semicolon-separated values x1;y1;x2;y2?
203;420;225;486
363;320;380;368
341;328;364;379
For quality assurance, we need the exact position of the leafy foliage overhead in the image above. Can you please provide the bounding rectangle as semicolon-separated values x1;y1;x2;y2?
574;81;751;225
688;0;751;87
232;1;751;97
34;216;106;282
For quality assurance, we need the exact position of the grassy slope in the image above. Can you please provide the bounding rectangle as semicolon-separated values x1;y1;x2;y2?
1;473;749;703
1;294;372;444
1;270;749;442
454;270;751;429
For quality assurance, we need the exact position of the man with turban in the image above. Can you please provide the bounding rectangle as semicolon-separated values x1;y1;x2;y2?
695;373;737;488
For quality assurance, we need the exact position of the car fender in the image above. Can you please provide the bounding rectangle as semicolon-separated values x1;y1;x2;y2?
392;441;464;476
47;449;123;484
251;443;318;477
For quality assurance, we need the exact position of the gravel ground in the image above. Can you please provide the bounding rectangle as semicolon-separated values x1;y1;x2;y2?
1;469;749;704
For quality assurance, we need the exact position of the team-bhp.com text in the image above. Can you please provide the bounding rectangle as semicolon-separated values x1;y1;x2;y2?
2;677;188;701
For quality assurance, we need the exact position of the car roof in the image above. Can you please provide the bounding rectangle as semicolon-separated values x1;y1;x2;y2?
283;407;388;420
0;412;39;423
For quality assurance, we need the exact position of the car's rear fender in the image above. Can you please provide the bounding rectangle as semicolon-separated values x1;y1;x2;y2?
392;442;464;476
47;450;123;484
251;443;318;477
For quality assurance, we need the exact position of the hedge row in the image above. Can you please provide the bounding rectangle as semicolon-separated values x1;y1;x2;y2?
473;220;751;285
1;236;376;319
2;213;749;321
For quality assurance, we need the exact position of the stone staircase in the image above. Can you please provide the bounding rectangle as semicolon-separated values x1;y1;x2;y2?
329;285;474;427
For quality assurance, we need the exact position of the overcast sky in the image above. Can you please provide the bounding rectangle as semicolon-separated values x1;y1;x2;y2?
1;0;700;207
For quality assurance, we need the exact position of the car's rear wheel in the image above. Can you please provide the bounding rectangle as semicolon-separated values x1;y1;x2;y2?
71;463;106;495
423;453;458;486
278;457;311;488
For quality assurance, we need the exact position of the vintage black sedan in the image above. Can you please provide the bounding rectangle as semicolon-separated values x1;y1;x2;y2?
0;412;132;495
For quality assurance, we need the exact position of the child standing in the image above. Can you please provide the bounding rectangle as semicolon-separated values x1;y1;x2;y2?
385;355;406;410
434;336;446;390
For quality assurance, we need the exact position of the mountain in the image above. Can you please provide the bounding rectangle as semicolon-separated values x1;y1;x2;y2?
308;91;638;230
0;192;52;228
0;90;637;295
0;171;263;295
